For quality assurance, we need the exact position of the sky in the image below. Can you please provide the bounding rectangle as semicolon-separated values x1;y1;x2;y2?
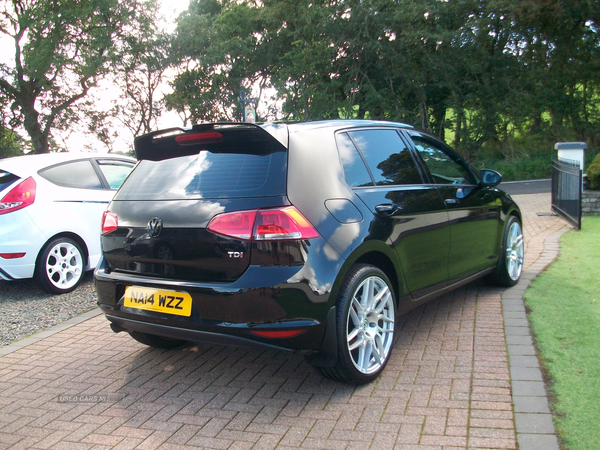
0;0;190;154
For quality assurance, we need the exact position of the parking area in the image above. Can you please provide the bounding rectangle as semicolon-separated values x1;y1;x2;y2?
0;193;569;450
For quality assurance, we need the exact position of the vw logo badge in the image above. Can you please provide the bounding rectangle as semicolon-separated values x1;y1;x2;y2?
147;217;163;238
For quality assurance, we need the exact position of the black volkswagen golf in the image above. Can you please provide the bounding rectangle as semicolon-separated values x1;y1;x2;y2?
95;120;524;384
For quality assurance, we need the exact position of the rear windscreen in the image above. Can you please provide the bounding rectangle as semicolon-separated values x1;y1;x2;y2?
114;150;287;200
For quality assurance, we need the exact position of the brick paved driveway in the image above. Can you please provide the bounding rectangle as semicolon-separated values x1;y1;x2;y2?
0;193;569;450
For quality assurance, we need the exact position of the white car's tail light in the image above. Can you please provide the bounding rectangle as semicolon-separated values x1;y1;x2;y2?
207;207;319;241
0;177;36;215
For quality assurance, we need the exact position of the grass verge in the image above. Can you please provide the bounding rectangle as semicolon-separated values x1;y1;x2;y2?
524;216;600;450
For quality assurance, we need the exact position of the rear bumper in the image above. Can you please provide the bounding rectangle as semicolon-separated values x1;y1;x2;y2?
105;314;297;352
0;210;47;280
94;257;335;352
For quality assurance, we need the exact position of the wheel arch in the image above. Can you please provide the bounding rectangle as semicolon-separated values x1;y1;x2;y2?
328;241;408;310
501;207;523;249
353;251;401;306
306;241;408;369
35;232;90;270
507;207;522;224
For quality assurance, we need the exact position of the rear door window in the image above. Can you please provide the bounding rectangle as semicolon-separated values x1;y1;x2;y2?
344;129;423;186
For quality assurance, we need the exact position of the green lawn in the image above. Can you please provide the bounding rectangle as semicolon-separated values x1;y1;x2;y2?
524;216;600;450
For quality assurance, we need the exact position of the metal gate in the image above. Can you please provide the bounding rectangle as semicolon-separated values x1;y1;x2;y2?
551;158;582;230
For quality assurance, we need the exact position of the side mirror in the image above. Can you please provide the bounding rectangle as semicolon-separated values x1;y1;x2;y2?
480;169;502;187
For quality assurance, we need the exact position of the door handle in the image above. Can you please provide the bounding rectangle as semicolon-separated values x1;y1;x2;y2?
375;204;399;215
444;198;458;205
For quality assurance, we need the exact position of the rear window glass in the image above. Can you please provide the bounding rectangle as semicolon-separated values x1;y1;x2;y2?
0;171;20;192
115;150;287;200
38;160;103;189
336;133;373;187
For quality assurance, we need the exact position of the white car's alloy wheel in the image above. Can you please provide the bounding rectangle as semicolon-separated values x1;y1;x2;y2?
35;237;85;294
45;241;83;290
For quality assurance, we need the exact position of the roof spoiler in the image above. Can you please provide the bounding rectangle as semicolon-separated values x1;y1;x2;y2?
134;123;275;161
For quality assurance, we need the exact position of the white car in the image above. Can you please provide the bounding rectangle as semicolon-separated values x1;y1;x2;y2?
0;153;136;294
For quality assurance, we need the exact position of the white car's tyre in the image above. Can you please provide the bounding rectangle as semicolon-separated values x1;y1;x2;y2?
35;237;85;294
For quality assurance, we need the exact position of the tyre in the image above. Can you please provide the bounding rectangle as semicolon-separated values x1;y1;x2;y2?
485;215;524;287
34;237;85;294
129;331;188;349
316;264;396;384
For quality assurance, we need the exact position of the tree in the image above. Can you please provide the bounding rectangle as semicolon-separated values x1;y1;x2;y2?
0;0;160;154
107;19;171;140
169;0;600;160
166;0;271;123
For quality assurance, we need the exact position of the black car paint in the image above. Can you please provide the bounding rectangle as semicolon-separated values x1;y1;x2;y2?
95;120;521;367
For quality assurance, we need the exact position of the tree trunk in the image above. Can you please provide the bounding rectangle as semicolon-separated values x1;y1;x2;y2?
431;105;446;140
454;108;463;150
21;101;49;154
419;100;428;130
529;112;543;134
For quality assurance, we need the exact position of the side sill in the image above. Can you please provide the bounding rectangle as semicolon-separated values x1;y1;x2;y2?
412;267;495;305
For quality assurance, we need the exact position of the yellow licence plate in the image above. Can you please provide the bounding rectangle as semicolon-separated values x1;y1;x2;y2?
123;286;192;317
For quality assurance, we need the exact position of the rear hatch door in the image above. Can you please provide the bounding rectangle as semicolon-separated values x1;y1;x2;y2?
102;124;288;283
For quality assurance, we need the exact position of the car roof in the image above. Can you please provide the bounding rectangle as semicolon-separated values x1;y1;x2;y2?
130;120;416;159
259;120;415;148
277;119;414;133
0;153;135;178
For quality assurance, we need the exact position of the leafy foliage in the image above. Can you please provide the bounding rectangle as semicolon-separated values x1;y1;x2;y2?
168;0;600;162
0;0;161;153
586;153;600;190
3;0;599;163
0;126;22;158
92;11;171;151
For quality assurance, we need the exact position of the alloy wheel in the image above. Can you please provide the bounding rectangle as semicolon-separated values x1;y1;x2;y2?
45;241;83;290
506;221;524;281
346;275;395;374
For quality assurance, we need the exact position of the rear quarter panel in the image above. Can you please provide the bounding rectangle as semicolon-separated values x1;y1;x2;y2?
285;125;409;307
25;177;115;269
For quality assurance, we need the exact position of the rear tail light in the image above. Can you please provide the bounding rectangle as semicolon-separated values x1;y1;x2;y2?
0;177;36;215
207;207;319;241
206;210;256;240
101;211;119;235
254;207;320;240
